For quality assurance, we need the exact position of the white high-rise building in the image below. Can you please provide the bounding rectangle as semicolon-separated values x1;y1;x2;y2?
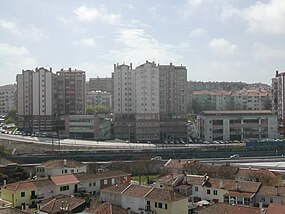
0;84;16;115
113;61;187;142
17;67;54;132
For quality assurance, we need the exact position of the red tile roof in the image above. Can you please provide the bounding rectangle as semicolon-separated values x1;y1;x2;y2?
100;183;131;194
237;168;282;179
4;180;36;191
224;191;255;198
51;174;79;186
74;170;131;181
92;202;134;214
0;207;29;214
266;203;285;214
39;194;85;213
258;186;285;197
196;203;262;214
122;184;153;198
146;188;187;202
38;159;85;168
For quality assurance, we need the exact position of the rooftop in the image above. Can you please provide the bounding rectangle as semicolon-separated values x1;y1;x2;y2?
122;184;153;198
196;203;263;214
266;203;285;214
51;174;79;186
146;188;187;202
37;159;85;169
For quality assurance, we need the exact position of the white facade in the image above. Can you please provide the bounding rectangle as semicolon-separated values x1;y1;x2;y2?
121;194;146;213
0;84;16;115
198;110;278;141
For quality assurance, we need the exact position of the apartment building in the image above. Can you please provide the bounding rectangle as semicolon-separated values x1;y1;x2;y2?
17;67;54;133
159;63;188;142
272;71;285;136
192;89;271;112
88;77;113;93
113;63;136;140
113;61;187;142
198;110;278;141
86;90;112;108
0;84;16;115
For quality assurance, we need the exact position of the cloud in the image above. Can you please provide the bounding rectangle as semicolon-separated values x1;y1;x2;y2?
106;28;182;65
0;19;47;41
74;5;121;24
0;43;37;84
253;43;285;60
189;28;207;37
74;38;96;47
209;38;237;55
244;0;285;34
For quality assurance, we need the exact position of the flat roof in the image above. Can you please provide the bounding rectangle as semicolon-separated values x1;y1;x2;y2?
200;110;273;116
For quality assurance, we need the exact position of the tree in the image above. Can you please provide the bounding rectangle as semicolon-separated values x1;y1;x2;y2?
10;167;29;182
5;108;17;124
86;105;112;114
262;97;272;110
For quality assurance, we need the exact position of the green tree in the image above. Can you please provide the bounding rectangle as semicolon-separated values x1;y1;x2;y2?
86;105;112;114
10;167;29;182
5;108;17;124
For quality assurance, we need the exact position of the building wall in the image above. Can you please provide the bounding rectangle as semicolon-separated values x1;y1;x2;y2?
77;179;99;195
0;84;16;115
198;111;278;142
1;188;36;207
86;91;112;107
36;166;87;177
100;192;122;206
88;77;113;93
121;195;145;213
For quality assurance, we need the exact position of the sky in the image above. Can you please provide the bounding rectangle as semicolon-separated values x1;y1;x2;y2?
0;0;284;85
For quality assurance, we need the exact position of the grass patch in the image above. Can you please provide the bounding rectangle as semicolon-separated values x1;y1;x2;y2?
132;175;159;185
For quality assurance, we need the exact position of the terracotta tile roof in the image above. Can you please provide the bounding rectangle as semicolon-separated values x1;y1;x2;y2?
156;173;184;185
258;186;285;197
4;180;36;191
74;170;131;181
187;176;261;193
38;159;85;168
91;202;135;214
146;188;187;202
196;203;262;214
40;194;85;214
0;207;29;214
100;183;131;194
51;174;79;186
224;191;255;198
237;168;282;179
164;159;192;169
122;184;153;198
266;203;285;214
174;184;192;190
32;178;54;188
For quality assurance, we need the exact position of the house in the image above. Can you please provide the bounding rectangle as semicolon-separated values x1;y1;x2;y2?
186;175;262;205
154;173;185;190
35;159;87;177
195;203;264;214
50;174;80;196
236;168;282;186
84;201;135;214
1;180;36;208
38;194;86;214
266;203;285;214
121;184;153;213
32;178;55;203
145;188;188;214
74;170;131;196
100;183;131;206
256;186;285;206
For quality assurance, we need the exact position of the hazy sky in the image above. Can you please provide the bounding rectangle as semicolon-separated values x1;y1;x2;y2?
0;0;284;85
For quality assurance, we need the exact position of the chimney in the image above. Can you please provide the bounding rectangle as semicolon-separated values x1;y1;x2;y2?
219;179;224;189
130;63;132;69
259;202;263;209
114;64;116;70
170;62;172;66
276;70;279;77
3;180;6;188
275;186;278;196
64;159;67;167
127;207;131;214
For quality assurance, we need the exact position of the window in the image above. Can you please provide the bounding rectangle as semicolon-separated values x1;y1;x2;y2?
207;189;210;194
104;179;107;185
155;202;157;208
244;198;250;205
158;203;163;208
224;196;229;203
270;198;273;203
60;185;69;191
21;192;25;197
89;183;92;187
111;178;115;185
195;186;198;191
165;204;167;209
93;182;96;186
213;190;217;195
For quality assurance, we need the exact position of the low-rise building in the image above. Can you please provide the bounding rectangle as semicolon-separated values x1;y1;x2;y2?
266;203;285;214
35;159;87;177
50;174;79;196
198;110;278;141
64;114;112;140
256;186;285;206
